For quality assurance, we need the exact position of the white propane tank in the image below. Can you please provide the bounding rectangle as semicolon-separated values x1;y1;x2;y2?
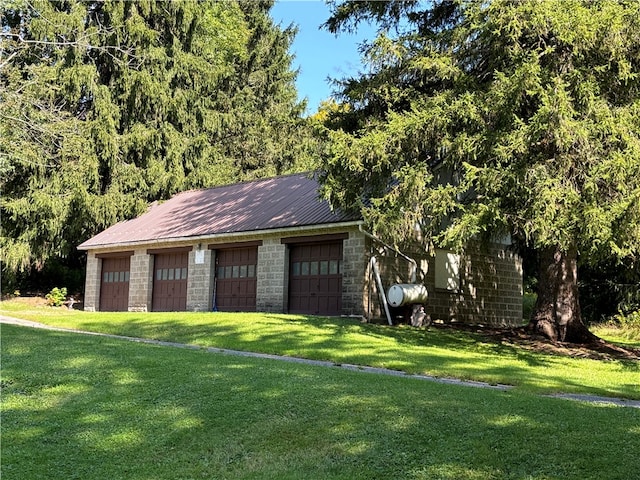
386;284;428;307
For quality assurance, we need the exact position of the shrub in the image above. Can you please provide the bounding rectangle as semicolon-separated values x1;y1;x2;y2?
580;259;640;322
522;291;537;322
45;287;67;307
612;310;640;342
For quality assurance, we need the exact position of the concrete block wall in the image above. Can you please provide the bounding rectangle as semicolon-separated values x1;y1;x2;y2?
342;229;368;316
256;238;287;312
187;248;213;312
418;245;523;326
82;225;523;325
128;248;153;312
83;253;101;312
373;242;523;327
457;246;523;326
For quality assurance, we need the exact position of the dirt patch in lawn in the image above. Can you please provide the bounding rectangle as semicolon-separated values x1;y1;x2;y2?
0;296;48;306
439;324;640;361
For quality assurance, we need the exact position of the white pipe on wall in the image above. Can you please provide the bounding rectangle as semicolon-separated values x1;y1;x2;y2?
370;256;393;325
359;225;418;283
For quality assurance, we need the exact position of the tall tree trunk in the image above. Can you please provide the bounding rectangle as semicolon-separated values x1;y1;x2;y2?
527;245;599;344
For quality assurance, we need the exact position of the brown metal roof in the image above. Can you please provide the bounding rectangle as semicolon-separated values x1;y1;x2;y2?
78;173;362;249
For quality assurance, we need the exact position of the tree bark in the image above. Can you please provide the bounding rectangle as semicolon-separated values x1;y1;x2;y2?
527;245;599;344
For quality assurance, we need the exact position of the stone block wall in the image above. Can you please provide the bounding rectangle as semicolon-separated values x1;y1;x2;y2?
187;248;213;311
256;239;287;312
419;244;522;326
81;225;522;325
456;245;523;326
83;252;101;312
128;249;153;312
373;241;523;327
342;229;368;316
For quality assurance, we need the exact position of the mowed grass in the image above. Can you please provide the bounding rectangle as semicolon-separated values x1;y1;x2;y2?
1;298;638;399
2;324;639;480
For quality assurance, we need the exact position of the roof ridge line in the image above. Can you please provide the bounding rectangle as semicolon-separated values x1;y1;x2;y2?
175;171;316;196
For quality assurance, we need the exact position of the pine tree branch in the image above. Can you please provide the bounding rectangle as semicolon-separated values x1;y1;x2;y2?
0;32;141;68
0;51;19;70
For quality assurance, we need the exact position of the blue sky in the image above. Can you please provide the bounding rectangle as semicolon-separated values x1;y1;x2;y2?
270;0;376;114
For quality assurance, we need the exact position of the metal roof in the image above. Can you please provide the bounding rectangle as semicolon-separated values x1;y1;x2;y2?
78;173;362;249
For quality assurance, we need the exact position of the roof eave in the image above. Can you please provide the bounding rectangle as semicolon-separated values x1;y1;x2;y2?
77;220;365;251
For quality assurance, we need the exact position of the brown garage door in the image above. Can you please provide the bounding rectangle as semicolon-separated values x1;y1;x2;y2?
289;242;343;316
100;256;130;311
215;247;257;311
152;251;188;311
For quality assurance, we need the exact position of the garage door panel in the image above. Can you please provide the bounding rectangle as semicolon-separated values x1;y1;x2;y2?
100;257;130;311
321;295;340;314
215;247;257;312
289;242;343;316
152;252;188;311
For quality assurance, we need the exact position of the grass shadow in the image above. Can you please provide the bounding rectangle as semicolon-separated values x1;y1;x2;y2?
2;325;639;480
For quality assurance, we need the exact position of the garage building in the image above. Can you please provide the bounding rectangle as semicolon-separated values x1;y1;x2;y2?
78;173;523;325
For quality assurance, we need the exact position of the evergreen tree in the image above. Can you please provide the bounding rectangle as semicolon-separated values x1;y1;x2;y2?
320;0;640;343
1;0;315;284
217;0;320;180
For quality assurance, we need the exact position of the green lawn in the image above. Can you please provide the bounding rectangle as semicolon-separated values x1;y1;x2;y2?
2;324;639;480
1;299;638;400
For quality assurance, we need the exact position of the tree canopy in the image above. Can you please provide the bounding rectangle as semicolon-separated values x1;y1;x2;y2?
1;0;317;281
320;0;640;342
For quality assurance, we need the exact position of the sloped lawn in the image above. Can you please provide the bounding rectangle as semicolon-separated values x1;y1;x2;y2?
1;298;638;400
2;325;639;480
